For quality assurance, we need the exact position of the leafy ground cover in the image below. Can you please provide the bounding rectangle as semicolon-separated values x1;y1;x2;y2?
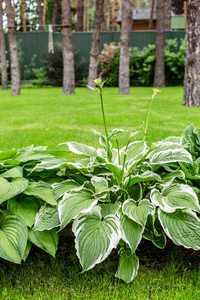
0;86;200;298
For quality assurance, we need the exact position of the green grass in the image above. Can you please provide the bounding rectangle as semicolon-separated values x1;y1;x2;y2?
0;86;200;299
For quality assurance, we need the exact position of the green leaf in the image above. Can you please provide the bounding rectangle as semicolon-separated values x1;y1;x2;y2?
23;240;32;261
147;142;193;165
28;228;58;257
115;248;139;283
24;181;57;206
125;141;148;167
72;206;120;271
103;163;122;184
119;211;143;253
34;205;60;231
1;166;23;178
99;203;120;218
58;189;97;230
122;199;155;227
0;177;28;205
158;209;200;250
0;211;28;263
0;150;17;161
91;176;108;193
52;179;81;200
151;184;200;213
125;171;162;188
7;197;40;227
61;141;97;157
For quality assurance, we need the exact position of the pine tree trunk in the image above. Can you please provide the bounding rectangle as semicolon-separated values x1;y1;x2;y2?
87;0;104;88
119;0;132;94
0;0;8;90
37;0;43;31
165;0;172;31
62;0;75;94
5;0;20;95
43;0;47;29
183;0;200;107
52;0;59;32
149;0;155;30
153;0;165;87
112;0;118;31
21;0;26;32
76;0;84;31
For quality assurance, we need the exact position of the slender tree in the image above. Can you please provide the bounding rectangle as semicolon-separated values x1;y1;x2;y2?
165;0;172;31
87;0;104;88
21;0;26;32
183;0;200;107
149;0;155;30
52;0;59;32
0;0;8;90
62;0;75;94
119;0;132;94
76;0;84;31
43;0;47;28
112;0;118;31
37;0;43;31
153;0;165;87
5;0;21;95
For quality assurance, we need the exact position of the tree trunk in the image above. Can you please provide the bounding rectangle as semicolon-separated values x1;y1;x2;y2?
149;0;155;30
165;0;172;31
153;0;165;87
37;0;43;31
119;0;132;94
43;0;47;29
108;0;112;31
21;0;26;32
76;0;84;31
0;0;8;90
87;0;104;88
52;0;59;32
183;0;200;107
5;0;20;95
62;0;75;94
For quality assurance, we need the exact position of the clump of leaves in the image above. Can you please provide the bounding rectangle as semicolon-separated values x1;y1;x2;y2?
0;80;200;284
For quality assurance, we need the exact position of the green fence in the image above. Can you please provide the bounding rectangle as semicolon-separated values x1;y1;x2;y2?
5;30;186;76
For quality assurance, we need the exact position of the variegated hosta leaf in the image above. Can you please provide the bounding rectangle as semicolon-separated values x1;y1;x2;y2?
147;142;193;165
0;211;28;263
14;149;53;162
99;203;120;218
91;176;108;193
123;141;148;168
125;171;162;188
58;189;98;230
1;166;23;178
52;179;81;200
158;209;200;250
161;170;186;184
151;184;200;213
24;181;57;206
7;197;40;227
115;248;139;283
28;228;58;257
122;199;155;227
32;158;66;173
0;177;28;205
34;205;60;231
119;211;143;253
60;141;97;157
72;206;120;271
103;163;122;184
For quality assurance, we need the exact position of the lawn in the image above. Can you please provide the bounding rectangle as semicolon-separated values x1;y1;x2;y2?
0;86;200;299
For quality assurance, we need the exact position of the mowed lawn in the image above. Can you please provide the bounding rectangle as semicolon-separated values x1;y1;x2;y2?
0;86;200;300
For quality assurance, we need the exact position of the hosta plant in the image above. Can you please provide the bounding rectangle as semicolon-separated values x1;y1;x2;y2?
0;79;200;284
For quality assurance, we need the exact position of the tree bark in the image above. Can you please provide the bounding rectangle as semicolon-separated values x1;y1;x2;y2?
183;0;200;107
165;0;172;31
76;0;84;31
52;0;59;32
119;0;132;94
5;0;20;95
149;0;155;30
21;0;26;32
37;0;43;31
112;0;119;31
154;0;165;87
62;0;75;94
87;0;104;88
0;0;8;90
43;0;47;29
